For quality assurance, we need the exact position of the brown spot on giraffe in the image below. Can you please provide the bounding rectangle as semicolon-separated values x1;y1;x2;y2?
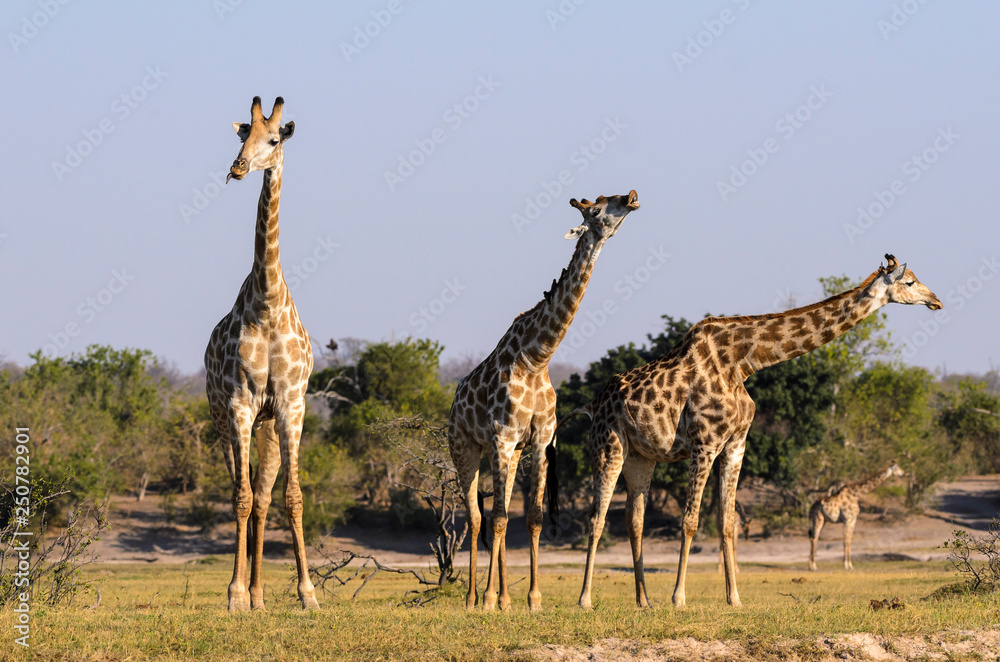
204;96;317;613
575;255;940;610
448;191;639;613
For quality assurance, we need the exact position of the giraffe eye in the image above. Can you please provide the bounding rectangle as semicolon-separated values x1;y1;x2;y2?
905;281;915;286
269;139;279;146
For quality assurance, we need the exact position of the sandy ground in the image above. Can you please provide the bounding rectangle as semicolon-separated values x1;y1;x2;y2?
91;475;1000;570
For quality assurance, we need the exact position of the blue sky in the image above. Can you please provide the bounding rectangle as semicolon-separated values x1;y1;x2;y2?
2;1;997;376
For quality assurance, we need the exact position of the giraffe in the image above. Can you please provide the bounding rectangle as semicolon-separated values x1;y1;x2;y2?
716;500;751;573
449;191;640;612
808;462;904;571
204;96;318;612
573;254;941;609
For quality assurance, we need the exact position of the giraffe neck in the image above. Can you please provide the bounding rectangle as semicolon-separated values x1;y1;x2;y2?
848;465;895;497
517;233;605;367
252;164;284;303
726;269;889;379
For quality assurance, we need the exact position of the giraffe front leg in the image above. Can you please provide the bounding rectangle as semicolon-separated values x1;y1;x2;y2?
844;516;856;571
525;437;551;613
673;450;715;608
278;405;319;611
483;444;517;611
579;430;624;610
718;434;747;607
623;454;655;608
227;415;253;613
248;421;281;610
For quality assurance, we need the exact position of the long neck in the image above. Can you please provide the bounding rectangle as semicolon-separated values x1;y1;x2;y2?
518;233;604;367
848;465;895;496
729;271;888;379
252;164;284;301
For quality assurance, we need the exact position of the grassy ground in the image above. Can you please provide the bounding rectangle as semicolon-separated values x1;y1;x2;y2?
1;560;997;661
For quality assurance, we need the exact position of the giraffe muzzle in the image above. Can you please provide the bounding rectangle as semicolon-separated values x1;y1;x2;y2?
228;159;249;183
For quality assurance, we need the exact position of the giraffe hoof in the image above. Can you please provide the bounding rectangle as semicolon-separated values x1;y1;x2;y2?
228;594;251;612
578;599;593;611
483;594;498;611
528;594;542;612
300;596;320;611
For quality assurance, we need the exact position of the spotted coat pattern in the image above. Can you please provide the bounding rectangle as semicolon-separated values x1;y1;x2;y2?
204;97;317;612
577;255;941;610
448;192;639;612
809;463;904;571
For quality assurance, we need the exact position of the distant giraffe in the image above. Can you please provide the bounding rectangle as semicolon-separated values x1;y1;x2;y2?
449;191;639;612
204;96;317;611
572;254;941;609
808;462;904;571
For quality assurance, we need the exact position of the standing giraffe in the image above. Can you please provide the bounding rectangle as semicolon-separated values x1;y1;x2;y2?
574;254;940;609
808;462;904;571
449;191;640;612
204;96;318;611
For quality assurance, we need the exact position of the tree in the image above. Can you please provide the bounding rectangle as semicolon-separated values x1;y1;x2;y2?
937;379;1000;473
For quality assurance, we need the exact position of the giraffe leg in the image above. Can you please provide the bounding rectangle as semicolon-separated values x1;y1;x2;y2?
672;449;716;608
717;433;747;607
248;420;281;610
622;454;655;608
227;411;253;612
449;432;482;611
526;424;554;612
579;429;624;610
277;402;319;610
483;442;518;612
808;504;824;571
843;506;858;570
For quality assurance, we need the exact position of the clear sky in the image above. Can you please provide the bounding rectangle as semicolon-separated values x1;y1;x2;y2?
2;1;997;376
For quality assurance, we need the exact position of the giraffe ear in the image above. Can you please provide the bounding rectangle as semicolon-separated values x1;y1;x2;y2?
279;121;295;142
233;122;250;141
888;262;907;282
564;224;587;240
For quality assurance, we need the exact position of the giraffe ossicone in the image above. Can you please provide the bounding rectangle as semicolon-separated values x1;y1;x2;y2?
448;190;639;613
204;95;318;612
574;254;940;610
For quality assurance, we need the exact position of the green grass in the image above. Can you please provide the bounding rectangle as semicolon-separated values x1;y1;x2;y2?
1;560;997;661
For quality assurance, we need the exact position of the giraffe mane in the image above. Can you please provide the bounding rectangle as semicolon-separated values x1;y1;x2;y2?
698;269;882;327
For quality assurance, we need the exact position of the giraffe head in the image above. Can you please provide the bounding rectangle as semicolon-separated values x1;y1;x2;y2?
870;254;943;310
887;462;904;478
227;96;295;182
565;190;639;241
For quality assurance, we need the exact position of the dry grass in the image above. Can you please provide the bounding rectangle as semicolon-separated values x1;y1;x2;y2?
1;560;998;661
